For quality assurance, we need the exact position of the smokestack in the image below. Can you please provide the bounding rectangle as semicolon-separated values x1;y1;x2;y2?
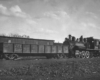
72;36;76;41
68;34;72;41
76;38;79;42
84;38;87;42
80;35;83;42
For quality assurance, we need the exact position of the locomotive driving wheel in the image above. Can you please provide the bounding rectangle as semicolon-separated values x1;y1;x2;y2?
85;51;90;58
81;51;86;59
75;50;80;58
79;51;90;59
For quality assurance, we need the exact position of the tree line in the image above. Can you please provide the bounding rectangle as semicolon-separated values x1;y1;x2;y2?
0;33;30;38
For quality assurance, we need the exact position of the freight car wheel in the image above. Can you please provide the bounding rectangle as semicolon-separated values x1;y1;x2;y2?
4;54;10;60
63;54;67;58
56;54;62;59
9;54;18;60
56;54;60;59
59;54;64;59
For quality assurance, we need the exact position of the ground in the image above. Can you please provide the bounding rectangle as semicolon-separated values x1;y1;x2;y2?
0;57;100;80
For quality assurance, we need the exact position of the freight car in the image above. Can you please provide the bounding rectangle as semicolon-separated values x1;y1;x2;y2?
0;36;69;60
0;43;69;60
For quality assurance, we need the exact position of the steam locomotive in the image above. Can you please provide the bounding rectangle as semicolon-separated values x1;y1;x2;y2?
63;35;100;58
0;35;100;60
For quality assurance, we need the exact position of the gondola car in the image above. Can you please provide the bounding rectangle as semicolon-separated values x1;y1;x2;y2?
0;36;68;60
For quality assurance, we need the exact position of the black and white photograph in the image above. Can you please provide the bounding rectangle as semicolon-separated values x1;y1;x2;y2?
0;0;100;80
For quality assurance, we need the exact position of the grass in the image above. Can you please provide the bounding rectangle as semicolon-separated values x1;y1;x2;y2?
0;58;100;80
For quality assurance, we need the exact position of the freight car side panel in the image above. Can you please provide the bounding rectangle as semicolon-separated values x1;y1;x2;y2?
58;46;62;53
3;43;13;53
51;46;57;53
39;45;44;53
38;41;46;45
31;45;38;53
25;40;38;44
14;44;22;53
45;45;51;53
38;41;53;45
49;41;54;45
0;38;4;43
23;44;30;53
63;46;69;53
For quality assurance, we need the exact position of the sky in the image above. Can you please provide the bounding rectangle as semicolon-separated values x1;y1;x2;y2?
0;0;100;42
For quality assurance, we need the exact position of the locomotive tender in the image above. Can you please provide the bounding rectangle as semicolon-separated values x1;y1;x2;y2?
0;35;100;60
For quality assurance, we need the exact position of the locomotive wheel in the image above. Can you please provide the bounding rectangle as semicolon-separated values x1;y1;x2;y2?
75;50;80;58
81;52;84;58
85;51;90;58
81;51;85;59
79;51;82;58
8;54;18;60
